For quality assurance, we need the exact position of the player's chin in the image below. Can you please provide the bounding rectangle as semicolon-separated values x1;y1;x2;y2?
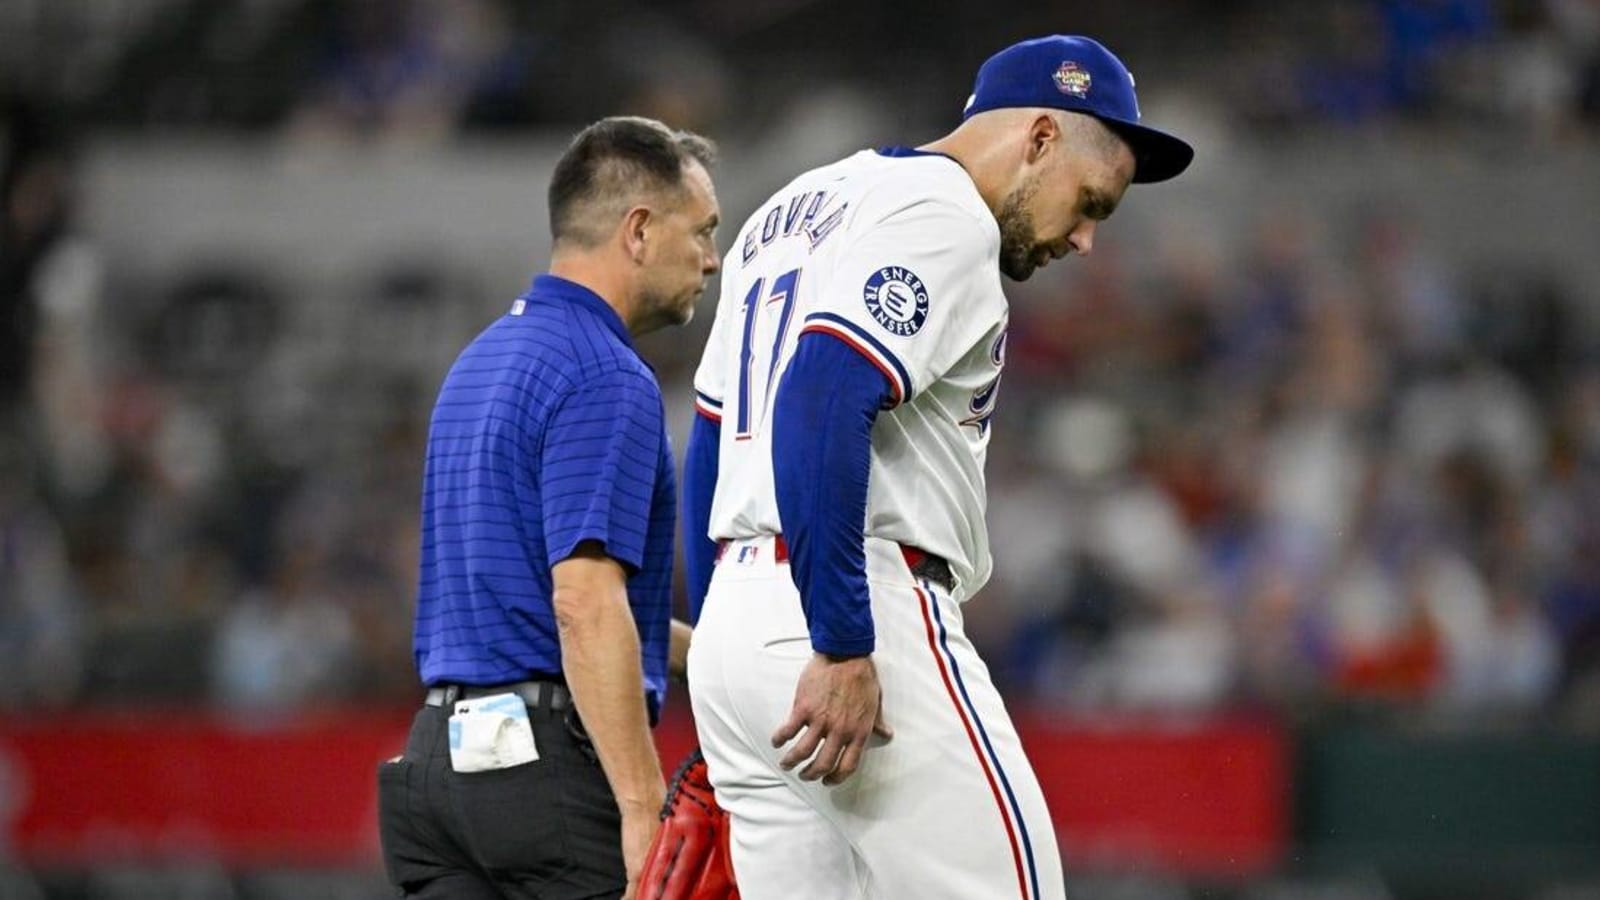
999;255;1039;282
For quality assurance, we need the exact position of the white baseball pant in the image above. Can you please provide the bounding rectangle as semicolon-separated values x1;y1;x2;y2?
688;535;1066;900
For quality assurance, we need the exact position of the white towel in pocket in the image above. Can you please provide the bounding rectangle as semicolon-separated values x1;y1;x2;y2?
448;692;539;773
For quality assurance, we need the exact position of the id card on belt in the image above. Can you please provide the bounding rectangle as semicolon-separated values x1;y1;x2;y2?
448;692;539;773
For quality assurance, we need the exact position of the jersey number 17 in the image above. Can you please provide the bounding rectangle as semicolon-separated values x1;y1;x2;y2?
733;267;802;440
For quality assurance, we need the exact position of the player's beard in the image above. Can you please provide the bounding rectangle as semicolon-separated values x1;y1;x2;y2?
994;176;1043;282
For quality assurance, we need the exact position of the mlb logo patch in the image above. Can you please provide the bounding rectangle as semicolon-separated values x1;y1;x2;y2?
736;546;759;564
1054;61;1091;98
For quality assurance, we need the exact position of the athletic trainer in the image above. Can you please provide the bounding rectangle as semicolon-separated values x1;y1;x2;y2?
380;116;721;900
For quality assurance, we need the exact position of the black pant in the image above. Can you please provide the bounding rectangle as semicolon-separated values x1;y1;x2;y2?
378;701;625;899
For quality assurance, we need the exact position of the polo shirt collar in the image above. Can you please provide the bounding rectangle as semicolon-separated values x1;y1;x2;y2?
525;274;635;349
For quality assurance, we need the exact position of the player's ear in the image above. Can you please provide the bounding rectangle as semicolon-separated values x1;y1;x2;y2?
622;205;653;264
1024;112;1060;165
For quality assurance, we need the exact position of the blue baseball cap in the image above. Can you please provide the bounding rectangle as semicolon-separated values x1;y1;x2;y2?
963;35;1194;183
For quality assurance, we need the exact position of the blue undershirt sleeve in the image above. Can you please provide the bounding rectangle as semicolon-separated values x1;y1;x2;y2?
683;410;721;624
772;331;892;657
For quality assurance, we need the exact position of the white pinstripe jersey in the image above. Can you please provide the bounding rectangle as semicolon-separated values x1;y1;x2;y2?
693;149;1009;596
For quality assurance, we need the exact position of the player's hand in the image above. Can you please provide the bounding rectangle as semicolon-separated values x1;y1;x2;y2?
620;801;663;900
771;653;894;786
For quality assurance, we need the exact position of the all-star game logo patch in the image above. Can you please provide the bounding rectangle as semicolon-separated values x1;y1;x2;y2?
1054;61;1091;98
863;266;930;337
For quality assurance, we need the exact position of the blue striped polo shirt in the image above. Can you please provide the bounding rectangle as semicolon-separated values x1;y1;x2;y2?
413;274;677;720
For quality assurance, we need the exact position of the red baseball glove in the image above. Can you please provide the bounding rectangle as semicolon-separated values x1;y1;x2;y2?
637;748;740;900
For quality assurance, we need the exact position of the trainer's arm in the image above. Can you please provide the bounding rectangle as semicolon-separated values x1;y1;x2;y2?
552;544;665;890
538;371;673;897
769;332;895;785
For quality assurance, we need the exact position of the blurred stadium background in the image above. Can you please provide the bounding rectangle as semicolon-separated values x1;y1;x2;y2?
2;0;1599;898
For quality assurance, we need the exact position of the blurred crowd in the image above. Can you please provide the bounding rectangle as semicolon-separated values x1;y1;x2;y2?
979;212;1599;727
2;0;1598;725
2;0;1600;142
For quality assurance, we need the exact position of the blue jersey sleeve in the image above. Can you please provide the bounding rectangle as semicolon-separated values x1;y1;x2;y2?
683;410;721;623
772;331;892;657
540;369;664;571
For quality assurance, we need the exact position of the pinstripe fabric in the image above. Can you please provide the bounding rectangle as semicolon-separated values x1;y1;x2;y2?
414;275;676;720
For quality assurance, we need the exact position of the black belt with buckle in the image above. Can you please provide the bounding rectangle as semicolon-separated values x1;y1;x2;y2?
424;679;571;711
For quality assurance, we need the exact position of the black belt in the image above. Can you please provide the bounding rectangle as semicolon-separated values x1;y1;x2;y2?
899;545;956;593
424;680;572;711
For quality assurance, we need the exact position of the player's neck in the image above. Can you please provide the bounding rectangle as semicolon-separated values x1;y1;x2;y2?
547;252;641;333
920;130;1010;219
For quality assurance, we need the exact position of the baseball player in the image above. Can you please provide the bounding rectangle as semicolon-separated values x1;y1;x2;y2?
679;36;1193;899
